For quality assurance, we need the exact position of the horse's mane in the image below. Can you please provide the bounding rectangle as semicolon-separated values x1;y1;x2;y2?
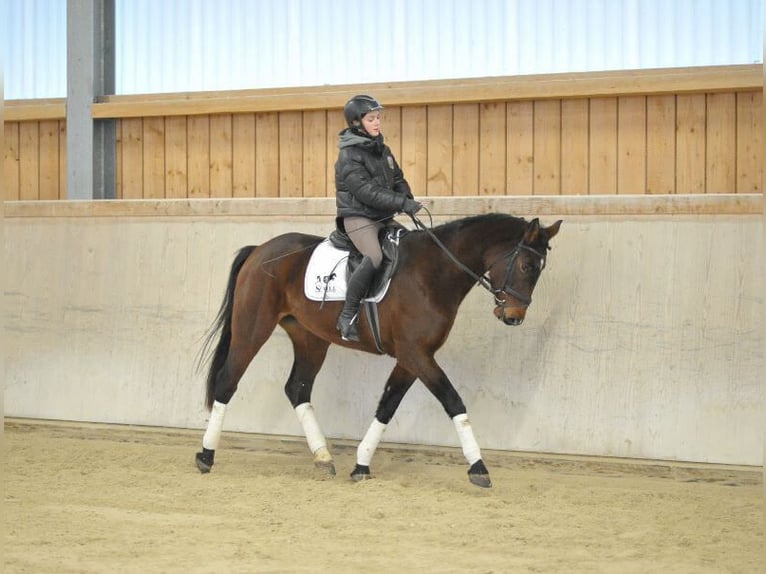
432;212;523;232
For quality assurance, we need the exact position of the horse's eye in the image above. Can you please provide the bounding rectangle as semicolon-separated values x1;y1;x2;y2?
521;262;532;273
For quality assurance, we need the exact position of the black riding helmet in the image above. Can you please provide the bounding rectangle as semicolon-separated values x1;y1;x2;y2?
343;95;384;127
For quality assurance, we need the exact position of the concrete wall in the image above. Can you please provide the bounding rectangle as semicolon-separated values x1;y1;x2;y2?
4;197;763;466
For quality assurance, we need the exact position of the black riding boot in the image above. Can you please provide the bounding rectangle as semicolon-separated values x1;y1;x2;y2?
337;256;376;342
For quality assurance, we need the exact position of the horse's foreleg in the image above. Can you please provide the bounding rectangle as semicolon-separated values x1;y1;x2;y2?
281;319;334;475
416;359;492;488
351;364;416;482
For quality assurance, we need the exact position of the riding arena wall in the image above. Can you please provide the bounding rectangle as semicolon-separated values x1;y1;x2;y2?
4;66;764;467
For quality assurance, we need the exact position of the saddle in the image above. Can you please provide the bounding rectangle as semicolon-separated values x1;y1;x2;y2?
304;221;409;353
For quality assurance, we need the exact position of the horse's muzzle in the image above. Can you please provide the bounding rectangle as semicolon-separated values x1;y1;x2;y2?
494;305;526;326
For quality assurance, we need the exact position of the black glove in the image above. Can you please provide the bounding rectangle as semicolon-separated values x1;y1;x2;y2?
402;198;422;216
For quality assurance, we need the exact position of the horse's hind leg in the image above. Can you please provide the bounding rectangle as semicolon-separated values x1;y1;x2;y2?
280;318;334;476
351;363;417;482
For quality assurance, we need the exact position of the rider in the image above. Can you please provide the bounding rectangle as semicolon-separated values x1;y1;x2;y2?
334;94;422;342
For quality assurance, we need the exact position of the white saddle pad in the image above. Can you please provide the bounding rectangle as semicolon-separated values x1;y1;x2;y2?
304;239;390;302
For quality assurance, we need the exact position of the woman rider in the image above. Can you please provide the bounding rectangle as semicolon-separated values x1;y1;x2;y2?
334;94;422;341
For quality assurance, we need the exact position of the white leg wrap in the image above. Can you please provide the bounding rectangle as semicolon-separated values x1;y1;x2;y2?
357;419;387;466
453;413;482;465
202;400;227;450
295;403;327;454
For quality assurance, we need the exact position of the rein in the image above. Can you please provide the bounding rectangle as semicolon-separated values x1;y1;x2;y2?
410;214;545;308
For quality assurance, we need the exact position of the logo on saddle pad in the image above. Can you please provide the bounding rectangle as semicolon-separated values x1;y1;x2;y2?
304;240;391;303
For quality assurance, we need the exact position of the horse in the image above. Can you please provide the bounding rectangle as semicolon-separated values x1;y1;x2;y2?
195;212;562;488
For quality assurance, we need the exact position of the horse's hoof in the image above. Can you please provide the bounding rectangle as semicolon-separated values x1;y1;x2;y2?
468;459;492;488
313;447;336;476
195;449;215;474
350;464;372;482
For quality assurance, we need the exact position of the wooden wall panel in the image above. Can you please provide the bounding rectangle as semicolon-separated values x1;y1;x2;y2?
646;95;676;195
735;91;762;193
302;110;327;197
676;94;706;195
452;103;479;196
58;122;67;199
142;117;166;199
38;120;60;200
120;118;144;199
706;93;736;193
506;101;534;195
479;102;506;195
187;116;210;198
5;123;21;200
278;112;303;198
209;114;233;198
165;116;188;198
19;122;40;200
589;98;618;194
617;96;646;195
560;99;589;195
426;104;453;196
400;106;428;196
533;100;562;195
232;114;256;198
255;112;279;197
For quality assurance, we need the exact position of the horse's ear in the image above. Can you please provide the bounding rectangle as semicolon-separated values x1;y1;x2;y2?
523;218;541;243
545;219;563;240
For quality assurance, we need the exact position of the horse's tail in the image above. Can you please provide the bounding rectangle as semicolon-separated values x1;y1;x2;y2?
198;245;258;411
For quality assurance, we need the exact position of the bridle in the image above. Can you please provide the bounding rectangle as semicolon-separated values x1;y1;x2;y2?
411;215;547;310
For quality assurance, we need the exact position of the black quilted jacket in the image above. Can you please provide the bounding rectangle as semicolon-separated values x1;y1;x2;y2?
334;128;413;221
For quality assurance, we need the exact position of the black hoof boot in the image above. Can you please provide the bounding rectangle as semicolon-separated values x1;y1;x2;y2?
350;464;372;482
468;459;492;488
195;448;215;473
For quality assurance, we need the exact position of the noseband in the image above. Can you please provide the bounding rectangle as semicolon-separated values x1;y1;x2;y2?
486;243;547;309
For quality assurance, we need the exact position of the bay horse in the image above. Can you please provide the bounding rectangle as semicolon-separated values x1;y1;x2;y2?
195;212;562;487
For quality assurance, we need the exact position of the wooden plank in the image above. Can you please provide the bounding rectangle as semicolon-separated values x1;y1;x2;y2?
18;122;40;200
400;106;428;197
506;101;534;195
646;95;676;194
617;96;647;195
115;120;122;198
479;102;506;195
302;110;327;197
58;122;67;199
209;114;233;198
6;194;760;218
426;104;453;196
120;118;144;199
232;114;256;198
533;99;562;195
560;99;589;195
255;112;279;197
5;99;66;121
142;117;166;199
326;109;345;197
89;65;761;119
706;93;736;193
4;122;21;201
452;103;479;196
676;94;706;194
38;120;60;200
735;91;762;193
165;116;188;199
278;112;303;197
187;115;210;198
588;98;618;194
